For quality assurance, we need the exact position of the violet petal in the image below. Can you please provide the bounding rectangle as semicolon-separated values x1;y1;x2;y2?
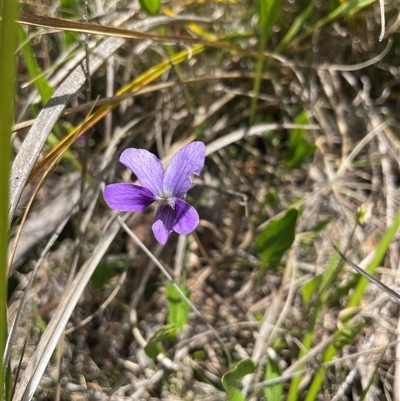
173;199;200;235
120;148;164;196
152;204;176;245
163;141;206;198
103;183;155;212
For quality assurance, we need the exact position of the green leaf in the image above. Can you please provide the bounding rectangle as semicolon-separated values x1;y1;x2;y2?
166;283;190;330
139;0;160;16
264;358;283;401
222;359;255;401
255;208;299;271
302;276;322;305
144;323;177;359
284;111;316;170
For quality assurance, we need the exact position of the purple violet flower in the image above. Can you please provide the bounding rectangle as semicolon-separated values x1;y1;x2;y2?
103;141;206;245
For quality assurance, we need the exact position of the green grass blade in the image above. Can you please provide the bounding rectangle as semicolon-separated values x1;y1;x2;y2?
304;344;336;401
287;251;339;401
305;320;365;401
249;0;282;125
264;358;283;400
287;0;375;49
17;25;54;104
304;212;400;399
0;0;18;398
276;0;316;52
286;310;318;401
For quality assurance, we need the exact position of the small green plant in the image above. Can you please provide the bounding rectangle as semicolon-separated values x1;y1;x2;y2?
222;359;255;401
144;323;177;359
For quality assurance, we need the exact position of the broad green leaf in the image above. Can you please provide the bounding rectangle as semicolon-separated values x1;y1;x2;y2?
222;359;255;401
255;208;299;271
144;323;177;359
166;283;190;330
139;0;160;16
264;358;283;400
284;112;316;170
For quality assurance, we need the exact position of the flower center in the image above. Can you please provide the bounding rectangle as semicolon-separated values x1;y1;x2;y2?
156;195;176;210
